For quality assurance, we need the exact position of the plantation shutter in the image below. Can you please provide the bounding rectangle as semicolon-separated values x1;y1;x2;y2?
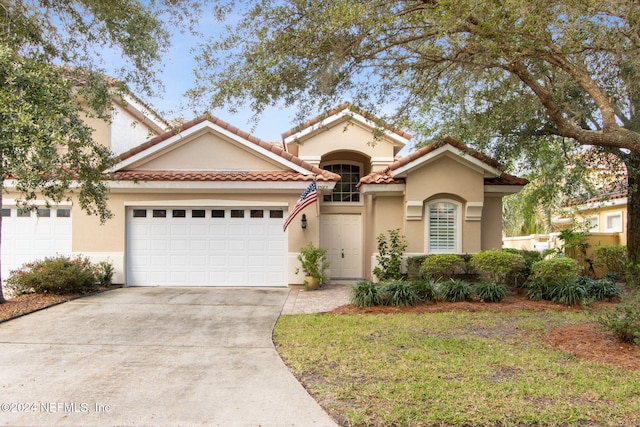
428;202;457;253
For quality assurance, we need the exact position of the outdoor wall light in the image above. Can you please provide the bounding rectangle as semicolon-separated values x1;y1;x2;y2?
301;213;307;230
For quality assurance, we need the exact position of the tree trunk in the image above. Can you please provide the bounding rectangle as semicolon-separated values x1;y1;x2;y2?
626;152;640;264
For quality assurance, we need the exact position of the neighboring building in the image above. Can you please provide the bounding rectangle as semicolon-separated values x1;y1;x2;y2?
2;102;527;286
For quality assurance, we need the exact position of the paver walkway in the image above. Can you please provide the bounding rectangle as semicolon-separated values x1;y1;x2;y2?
281;282;352;314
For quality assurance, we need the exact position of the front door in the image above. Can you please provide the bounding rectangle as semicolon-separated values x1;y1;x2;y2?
320;214;363;280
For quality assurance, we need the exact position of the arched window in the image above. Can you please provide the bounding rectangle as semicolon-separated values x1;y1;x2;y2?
322;163;361;202
427;201;461;253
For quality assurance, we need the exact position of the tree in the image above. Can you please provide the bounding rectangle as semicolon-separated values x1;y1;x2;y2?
0;0;201;303
193;0;640;261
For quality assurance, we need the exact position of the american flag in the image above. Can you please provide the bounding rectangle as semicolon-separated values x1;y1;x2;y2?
283;180;317;232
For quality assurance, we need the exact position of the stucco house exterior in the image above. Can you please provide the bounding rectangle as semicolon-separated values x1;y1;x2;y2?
2;102;527;286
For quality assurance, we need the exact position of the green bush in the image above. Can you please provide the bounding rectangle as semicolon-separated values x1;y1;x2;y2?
502;248;544;283
526;279;553;302
6;256;103;295
530;256;581;285
351;281;382;308
373;229;407;282
474;282;509;303
95;261;115;287
380;280;421;307
578;276;621;301
411;279;439;302
550;281;587;306
598;297;640;345
406;256;428;279
438;279;472;302
420;254;465;281
470;250;525;285
593;245;627;280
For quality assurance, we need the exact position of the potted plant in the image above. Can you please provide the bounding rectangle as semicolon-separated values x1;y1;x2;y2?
295;243;330;290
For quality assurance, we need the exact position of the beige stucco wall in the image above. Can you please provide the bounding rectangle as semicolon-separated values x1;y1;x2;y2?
295;122;397;161
403;155;484;253
481;195;503;251
134;132;283;171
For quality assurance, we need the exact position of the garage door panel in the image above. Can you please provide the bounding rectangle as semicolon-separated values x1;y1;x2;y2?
150;240;167;250
127;207;286;287
1;207;72;282
170;239;188;250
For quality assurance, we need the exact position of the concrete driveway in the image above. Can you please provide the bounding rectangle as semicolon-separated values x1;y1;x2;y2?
0;287;338;427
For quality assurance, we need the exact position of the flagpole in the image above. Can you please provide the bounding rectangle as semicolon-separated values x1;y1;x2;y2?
315;175;319;218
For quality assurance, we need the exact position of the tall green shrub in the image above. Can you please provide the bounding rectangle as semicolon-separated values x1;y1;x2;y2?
593;245;627;280
529;257;581;285
470;250;525;285
373;229;407;282
420;254;465;281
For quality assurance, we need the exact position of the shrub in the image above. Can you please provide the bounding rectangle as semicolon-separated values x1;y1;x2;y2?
474;282;509;303
530;256;581;285
406;256;428;280
593;245;627;280
470;250;525;285
6;256;102;295
95;261;115;287
373;229;407;282
598;297;640;345
438;279;472;302
502;248;545;283
550;281;587;306
411;279;439;302
526;279;553;302
578;276;621;301
420;254;465;281
380;280;421;307
351;281;382;308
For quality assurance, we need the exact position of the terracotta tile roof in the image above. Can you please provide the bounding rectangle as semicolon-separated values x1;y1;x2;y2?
112;170;327;182
358;135;528;187
566;189;627;207
115;113;339;181
281;102;411;141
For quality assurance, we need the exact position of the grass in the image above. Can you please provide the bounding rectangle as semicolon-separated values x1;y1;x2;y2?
273;311;640;427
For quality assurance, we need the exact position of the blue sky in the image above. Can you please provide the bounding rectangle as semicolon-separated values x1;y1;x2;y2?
101;9;412;154
97;13;299;142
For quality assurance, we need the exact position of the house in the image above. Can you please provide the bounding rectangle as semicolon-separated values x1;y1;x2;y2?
2;102;527;286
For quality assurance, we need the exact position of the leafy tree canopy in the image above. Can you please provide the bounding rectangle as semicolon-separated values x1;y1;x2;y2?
194;0;640;260
0;0;204;301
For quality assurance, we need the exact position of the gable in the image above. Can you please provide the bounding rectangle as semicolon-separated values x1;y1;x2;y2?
292;119;400;161
404;154;485;202
130;129;287;171
283;104;409;159
110;116;340;182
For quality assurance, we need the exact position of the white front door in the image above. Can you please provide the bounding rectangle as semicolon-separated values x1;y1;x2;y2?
320;214;363;280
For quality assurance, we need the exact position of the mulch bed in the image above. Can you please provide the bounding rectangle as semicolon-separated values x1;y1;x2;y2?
330;294;640;371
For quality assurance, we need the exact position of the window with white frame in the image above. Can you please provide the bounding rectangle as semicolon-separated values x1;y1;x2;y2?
605;212;623;232
584;216;599;232
427;201;460;253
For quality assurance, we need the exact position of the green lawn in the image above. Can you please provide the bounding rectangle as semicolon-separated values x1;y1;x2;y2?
274;311;640;427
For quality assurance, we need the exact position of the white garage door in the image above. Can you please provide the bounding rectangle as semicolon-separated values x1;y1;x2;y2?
1;207;72;282
126;207;287;287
